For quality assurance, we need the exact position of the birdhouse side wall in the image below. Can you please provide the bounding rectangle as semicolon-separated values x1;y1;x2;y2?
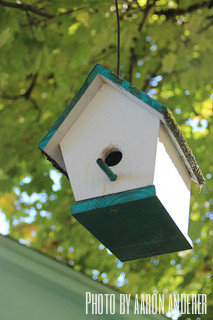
60;83;160;201
153;124;191;236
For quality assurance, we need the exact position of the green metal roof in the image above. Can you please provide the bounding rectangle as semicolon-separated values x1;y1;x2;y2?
0;235;167;320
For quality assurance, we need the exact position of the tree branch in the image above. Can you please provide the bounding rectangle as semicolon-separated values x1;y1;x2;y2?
0;0;86;22
155;0;213;18
127;0;157;82
0;73;41;121
141;62;162;92
0;0;54;19
29;97;41;122
198;17;213;33
127;0;213;84
24;73;38;99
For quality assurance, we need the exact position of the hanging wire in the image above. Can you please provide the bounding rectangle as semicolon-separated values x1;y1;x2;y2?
115;0;120;77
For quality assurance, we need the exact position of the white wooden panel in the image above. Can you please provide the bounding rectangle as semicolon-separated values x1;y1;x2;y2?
161;120;197;184
101;75;164;121
43;75;103;170
154;124;191;236
58;75;103;136
60;83;160;201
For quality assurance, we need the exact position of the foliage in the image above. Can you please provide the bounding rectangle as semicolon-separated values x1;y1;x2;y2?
0;0;213;318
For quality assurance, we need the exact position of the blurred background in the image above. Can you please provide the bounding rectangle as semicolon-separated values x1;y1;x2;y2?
0;0;212;319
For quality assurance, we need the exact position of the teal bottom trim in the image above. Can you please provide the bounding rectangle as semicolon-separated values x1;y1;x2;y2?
71;186;192;261
71;185;156;214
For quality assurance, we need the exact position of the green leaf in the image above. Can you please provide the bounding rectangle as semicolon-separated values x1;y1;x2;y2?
162;52;177;72
0;27;13;48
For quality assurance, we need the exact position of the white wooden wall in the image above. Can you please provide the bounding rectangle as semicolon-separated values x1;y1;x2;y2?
60;83;160;201
153;125;191;236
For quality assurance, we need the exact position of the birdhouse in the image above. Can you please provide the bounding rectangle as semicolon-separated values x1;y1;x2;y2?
39;64;205;262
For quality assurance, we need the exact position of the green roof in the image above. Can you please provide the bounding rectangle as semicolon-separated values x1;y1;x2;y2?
0;235;167;320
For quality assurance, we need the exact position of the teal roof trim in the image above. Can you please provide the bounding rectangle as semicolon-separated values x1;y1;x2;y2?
71;185;156;215
38;64;167;150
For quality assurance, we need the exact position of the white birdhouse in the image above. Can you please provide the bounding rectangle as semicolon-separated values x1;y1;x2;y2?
39;64;205;261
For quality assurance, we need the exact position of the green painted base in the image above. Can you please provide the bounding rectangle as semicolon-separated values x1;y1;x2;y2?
71;186;193;262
